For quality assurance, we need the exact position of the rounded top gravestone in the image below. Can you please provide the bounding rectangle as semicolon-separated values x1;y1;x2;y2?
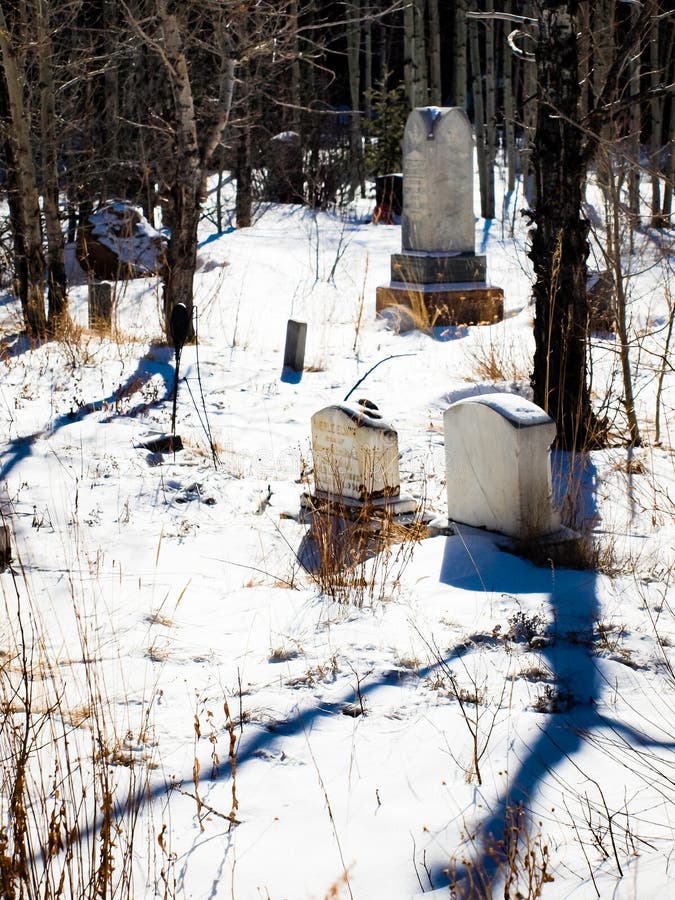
402;107;475;255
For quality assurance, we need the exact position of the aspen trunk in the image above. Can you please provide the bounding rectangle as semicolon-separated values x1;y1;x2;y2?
469;18;489;219
0;6;47;337
364;17;372;122
235;127;252;229
37;0;68;330
404;0;427;108
412;0;428;107
428;0;442;106
484;4;496;218
289;0;301;132
346;0;364;199
454;0;467;109
156;3;234;340
503;0;516;192
627;6;641;229
606;157;641;445
649;0;664;227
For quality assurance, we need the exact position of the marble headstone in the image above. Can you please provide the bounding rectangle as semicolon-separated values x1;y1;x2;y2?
311;401;401;502
402;107;474;254
443;393;560;540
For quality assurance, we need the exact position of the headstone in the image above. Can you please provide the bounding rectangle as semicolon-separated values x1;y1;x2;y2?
402;107;474;254
88;281;113;332
283;319;307;372
267;131;304;204
311;400;401;502
443;393;560;540
0;522;9;569
373;173;403;223
0;498;10;569
376;107;504;328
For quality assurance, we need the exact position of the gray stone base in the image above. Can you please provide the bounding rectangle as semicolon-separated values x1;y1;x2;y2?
376;281;504;327
391;251;486;285
300;490;421;530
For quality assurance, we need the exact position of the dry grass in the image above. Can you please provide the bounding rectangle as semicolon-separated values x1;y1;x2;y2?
467;331;531;384
0;536;170;900
305;497;425;607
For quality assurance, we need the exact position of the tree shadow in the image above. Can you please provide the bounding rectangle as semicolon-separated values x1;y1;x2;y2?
0;346;176;484
427;506;675;893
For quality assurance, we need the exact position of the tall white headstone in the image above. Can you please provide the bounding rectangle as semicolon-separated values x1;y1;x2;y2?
402;107;475;254
443;393;560;540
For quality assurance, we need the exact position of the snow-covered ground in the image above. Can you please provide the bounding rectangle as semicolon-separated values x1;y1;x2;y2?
0;169;673;899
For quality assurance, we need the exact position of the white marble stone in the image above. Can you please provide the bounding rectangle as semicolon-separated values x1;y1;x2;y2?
311;401;401;501
402;107;475;254
443;393;560;539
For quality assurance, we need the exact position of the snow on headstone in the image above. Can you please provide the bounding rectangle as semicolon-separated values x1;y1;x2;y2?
311;401;401;502
402;106;474;254
443;393;560;540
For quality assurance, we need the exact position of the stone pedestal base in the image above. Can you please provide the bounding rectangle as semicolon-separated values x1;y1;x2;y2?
376;281;504;327
300;489;420;531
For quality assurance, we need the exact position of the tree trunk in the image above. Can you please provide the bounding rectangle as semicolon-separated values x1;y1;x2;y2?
404;0;427;108
158;5;202;340
154;3;234;341
484;5;496;218
289;0;301;132
235;127;252;228
503;0;516;192
627;5;641;230
469;18;489;219
606;157;641;446
522;14;537;206
530;1;604;449
428;0;441;106
37;0;68;331
0;6;47;338
649;0;665;227
454;0;467;109
346;0;364;199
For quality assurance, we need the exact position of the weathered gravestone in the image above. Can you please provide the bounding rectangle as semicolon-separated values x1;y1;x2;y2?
283;319;307;373
306;400;417;515
267;131;304;204
402;106;474;254
88;281;113;332
0;496;11;569
443;393;560;540
377;107;503;327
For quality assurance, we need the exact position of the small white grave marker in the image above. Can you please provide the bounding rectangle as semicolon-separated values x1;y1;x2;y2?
443;393;560;540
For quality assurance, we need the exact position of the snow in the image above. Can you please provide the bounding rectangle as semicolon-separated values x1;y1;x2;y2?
0;166;673;899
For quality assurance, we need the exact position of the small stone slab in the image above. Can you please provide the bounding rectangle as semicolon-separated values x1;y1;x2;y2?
391;252;486;285
138;433;183;453
1;522;10;569
376;283;504;326
283;319;307;372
